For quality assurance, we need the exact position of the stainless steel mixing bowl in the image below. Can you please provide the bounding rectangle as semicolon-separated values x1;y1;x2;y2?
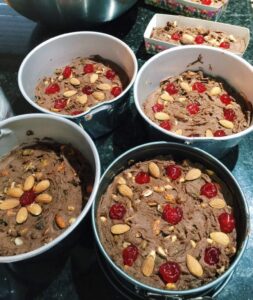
6;0;138;26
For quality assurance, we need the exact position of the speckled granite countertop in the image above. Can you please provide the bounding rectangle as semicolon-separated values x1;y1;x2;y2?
0;0;252;299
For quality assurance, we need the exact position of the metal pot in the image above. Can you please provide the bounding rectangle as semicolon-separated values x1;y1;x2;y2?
0;113;101;263
92;142;249;299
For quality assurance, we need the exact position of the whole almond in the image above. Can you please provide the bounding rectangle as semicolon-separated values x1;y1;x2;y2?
181;34;194;44
154;112;170;121
16;207;28;224
116;177;127;185
142;250;156;277
180;81;192;92
93;91;105;101
210;86;221;96
63;90;77;98
154;186;165;193
210;232;230;246
209;198;226;209
70;78;80;86
97;83;111;91
27;203;42;216
35;193;52;203
55;214;66;229
7;187;23;198
157;246;167;258
142;189;153;197
219;119;234;129
76;95;88;105
205;129;213;137
23;175;35;191
118;184;133;199
186;254;203;278
90;73;98;83
160;92;174;102
34;180;50;193
148;162;160;178
185;168;202;181
0;199;20;210
111;224;130;235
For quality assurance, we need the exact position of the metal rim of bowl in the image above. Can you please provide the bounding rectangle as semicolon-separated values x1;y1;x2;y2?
0;113;101;263
92;141;250;296
133;45;253;143
18;31;138;119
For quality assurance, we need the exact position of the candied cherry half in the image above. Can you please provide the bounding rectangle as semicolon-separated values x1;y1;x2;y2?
163;204;183;225
54;98;67;110
220;94;232;105
224;108;236;122
62;66;72;79
111;86;122;97
109;203;126;220
218;212;235;233
220;41;230;49
135;171;150;184
160;120;172;131
152;103;164;113
159;262;181;283
123;245;139;266
187;103;200;115
82;85;93;95
45;83;60;95
204;247;221;265
166;164;181;180
214;130;226;137
192;82;206;93
171;32;181;41
195;35;205;44
201;0;212;4
106;69;116;80
83;64;94;74
165;83;178;95
71;110;84;116
20;190;36;206
200;182;218;198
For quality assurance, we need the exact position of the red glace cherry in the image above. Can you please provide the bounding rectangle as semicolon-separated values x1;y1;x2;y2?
220;94;232;105
111;86;122;97
192;82;206;93
19;190;36;206
200;182;218;198
45;83;60;95
195;35;205;44
54;98;67;110
82;85;93;95
201;0;212;4
163;204;183;225
214;130;226;137
166;165;181;180
220;41;230;49
109;203;126;220
165;83;178;95
152;103;164;113
160;120;172;131
171;32;181;41
187;103;200;115
224;108;236;122
159;262;181;283
71;110;84;116
62;66;72;79
106;69;116;80
204;247;221;265
218;212;235;233
123;245;139;266
83;64;94;74
135;171;150;184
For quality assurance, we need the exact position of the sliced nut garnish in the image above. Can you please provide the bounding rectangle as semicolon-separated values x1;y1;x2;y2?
210;86;221;96
0;199;20;210
147;200;157;207
34;180;50;193
135;232;141;238
164;194;175;203
97;83;111;91
14;237;23;246
142;189;153;197
148;162;160;178
69;217;76;225
185;168;202;181
141;240;148;250
100;216;107;223
164;184;173;190
153;219;161;235
180;81;192;92
154;112;170;121
93;91;105;101
27;203;42;216
207;238;213;244
123;241;131;248
142;250;156;277
16;207;28;224
58;75;63;81
35;193;52;204
76;95;88;105
63;90;77;98
68;205;75;211
178;97;186;103
186;254;203;278
23;175;35;191
217;266;226;274
7;187;23;198
209;198;226;209
175;129;183;135
171;235;177;242
154;186;165;193
201;203;208;208
90;73;98;83
111;224;130;235
206;169;215;176
70;78;80;86
22;149;34;156
55;214;66;229
190;240;196;248
181;33;194;44
166;283;176;290
118;184;133;199
157;246;167;258
210;232;230;246
205;129;213;137
116;177;127;185
219;119;234;129
160;92;174;101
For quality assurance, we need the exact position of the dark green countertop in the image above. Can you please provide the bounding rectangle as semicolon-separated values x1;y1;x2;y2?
0;0;252;299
